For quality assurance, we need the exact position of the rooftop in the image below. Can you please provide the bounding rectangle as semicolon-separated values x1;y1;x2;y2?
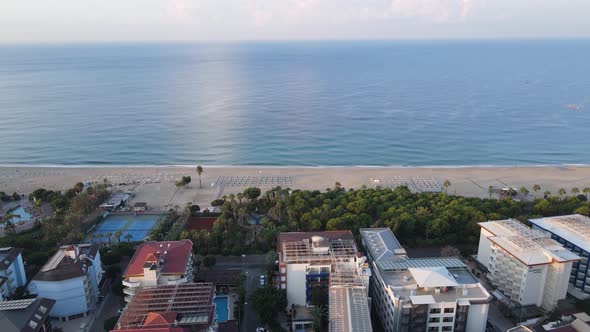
33;243;99;282
0;297;55;332
278;231;358;264
480;219;581;266
115;283;214;330
359;228;407;263
329;287;372;332
124;240;193;277
529;214;590;252
361;227;490;304
0;247;23;270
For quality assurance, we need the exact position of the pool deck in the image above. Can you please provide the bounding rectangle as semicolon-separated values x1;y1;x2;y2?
215;294;236;322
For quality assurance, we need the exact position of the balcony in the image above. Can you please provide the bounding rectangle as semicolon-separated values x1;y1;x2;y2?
122;280;141;288
123;287;136;296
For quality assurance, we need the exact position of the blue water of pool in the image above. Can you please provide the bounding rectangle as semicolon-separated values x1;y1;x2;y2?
214;296;229;322
7;206;32;223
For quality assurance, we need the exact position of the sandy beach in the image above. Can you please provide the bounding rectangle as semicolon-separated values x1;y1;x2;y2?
1;166;590;210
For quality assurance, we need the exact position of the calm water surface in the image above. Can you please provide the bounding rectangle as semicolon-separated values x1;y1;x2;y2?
0;41;589;166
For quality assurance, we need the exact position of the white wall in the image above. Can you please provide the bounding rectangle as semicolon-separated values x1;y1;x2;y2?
521;266;547;306
466;303;489;332
28;277;89;318
286;263;308;306
477;229;493;268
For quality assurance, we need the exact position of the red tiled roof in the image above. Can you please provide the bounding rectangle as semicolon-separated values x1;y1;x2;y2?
143;312;177;326
124;240;193;277
144;253;159;262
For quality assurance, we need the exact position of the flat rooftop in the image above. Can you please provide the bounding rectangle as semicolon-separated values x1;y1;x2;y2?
359;228;407;263
480;219;581;266
329;287;372;332
278;231;359;264
529;214;590;252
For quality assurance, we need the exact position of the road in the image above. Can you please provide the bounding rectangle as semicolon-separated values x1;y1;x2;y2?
90;292;125;332
214;255;266;332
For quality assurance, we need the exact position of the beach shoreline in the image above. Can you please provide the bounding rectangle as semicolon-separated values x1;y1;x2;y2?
2;165;590;211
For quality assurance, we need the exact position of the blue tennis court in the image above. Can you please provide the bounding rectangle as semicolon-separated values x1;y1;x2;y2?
87;214;161;243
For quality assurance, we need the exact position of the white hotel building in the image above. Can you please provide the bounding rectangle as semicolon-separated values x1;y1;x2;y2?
477;219;581;311
529;214;590;298
361;228;491;332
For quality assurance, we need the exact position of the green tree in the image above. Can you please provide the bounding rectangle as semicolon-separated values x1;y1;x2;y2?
532;184;541;197
1;213;17;235
96;233;103;244
558;188;567;198
196;165;204;189
203;255;216;269
572;187;580;195
250;286;287;325
310;305;328;332
443;180;451;195
105;231;113;246
244;187;262;201
124;233;132;243
584;187;590;200
488;186;494;199
519;187;529;197
114;230;122;243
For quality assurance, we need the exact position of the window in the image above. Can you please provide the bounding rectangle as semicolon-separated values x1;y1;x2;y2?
430;308;441;314
39;306;47;314
428;327;439;332
443;317;454;322
444;308;454;314
28;321;38;329
429;317;440;323
442;327;453;331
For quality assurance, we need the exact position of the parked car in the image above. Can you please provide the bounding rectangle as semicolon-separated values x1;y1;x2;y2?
259;274;265;287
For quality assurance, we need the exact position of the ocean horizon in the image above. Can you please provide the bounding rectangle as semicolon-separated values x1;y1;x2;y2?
1;40;589;166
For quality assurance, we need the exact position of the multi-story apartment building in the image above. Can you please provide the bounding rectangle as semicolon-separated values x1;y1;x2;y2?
361;228;491;332
28;244;103;321
114;283;215;332
477;219;581;310
122;240;194;302
0;297;56;332
529;214;590;298
0;247;27;300
277;231;370;306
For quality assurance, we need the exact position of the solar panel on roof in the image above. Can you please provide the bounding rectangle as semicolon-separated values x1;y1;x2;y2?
0;298;36;311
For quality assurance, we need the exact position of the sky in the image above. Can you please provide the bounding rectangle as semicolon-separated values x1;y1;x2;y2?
1;0;589;42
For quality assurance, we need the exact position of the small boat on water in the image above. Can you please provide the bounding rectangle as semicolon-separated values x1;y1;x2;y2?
567;104;582;110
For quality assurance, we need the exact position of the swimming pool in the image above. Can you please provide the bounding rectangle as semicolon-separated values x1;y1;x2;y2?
6;206;32;223
214;296;229;322
87;214;161;243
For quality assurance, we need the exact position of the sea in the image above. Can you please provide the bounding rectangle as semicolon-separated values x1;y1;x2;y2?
0;40;589;167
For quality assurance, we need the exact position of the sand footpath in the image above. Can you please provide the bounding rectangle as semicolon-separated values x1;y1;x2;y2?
1;166;590;209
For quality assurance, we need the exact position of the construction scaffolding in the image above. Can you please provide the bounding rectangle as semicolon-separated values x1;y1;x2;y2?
282;238;358;264
115;283;214;330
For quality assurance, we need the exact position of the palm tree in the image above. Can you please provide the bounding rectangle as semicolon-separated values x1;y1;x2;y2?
532;184;541;198
584;187;590;200
488;186;494;199
196;165;204;188
89;233;96;243
519;187;529;197
105;232;113;246
310;305;327;332
115;230;123;243
558;188;567;198
571;187;580;195
544;190;552;199
443;180;451;195
96;233;104;244
124;233;132;243
2;213;16;235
